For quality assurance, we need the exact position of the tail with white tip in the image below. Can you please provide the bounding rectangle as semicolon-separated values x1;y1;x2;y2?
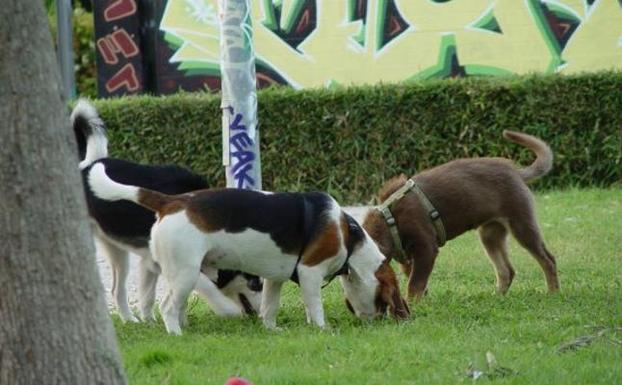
71;98;108;169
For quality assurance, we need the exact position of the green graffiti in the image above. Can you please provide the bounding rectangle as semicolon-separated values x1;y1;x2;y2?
159;0;622;88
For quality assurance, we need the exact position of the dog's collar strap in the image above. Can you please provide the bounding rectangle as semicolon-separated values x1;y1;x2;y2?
321;214;360;288
321;253;351;289
409;180;446;247
377;179;446;260
379;206;409;263
291;202;358;288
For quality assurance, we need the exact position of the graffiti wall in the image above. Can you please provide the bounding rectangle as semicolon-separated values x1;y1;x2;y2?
93;0;145;96
95;0;622;95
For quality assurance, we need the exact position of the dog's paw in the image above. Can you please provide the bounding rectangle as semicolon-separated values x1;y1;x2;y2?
262;319;283;331
140;311;157;323
214;306;244;318
316;322;330;331
120;312;140;323
166;327;183;336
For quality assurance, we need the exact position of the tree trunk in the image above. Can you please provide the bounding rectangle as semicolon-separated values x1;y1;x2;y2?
0;1;127;384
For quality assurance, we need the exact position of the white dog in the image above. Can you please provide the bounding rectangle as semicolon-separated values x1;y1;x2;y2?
88;163;409;334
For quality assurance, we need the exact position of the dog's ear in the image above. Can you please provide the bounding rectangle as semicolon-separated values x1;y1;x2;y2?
344;298;355;315
388;287;410;321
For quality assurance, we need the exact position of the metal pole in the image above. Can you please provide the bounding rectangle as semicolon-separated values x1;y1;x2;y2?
219;0;261;190
56;0;76;100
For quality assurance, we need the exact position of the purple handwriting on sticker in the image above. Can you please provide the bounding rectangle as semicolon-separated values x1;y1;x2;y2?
227;108;256;189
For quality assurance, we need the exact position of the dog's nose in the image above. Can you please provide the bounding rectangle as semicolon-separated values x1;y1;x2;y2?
358;312;375;320
238;294;256;315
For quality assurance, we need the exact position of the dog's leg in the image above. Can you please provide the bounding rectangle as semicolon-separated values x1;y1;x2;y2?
95;237;138;322
399;260;413;280
479;221;515;294
137;256;159;322
260;279;284;330
194;274;243;317
297;266;326;328
407;244;437;301
159;267;200;335
508;217;560;293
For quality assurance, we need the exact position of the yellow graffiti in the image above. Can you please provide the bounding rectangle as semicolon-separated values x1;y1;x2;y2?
159;0;622;88
561;1;622;73
450;1;558;74
160;0;220;63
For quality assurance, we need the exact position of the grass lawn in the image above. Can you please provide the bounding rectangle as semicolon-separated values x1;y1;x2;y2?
113;188;622;385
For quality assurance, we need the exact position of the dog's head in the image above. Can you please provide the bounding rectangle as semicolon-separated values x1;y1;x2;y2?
340;237;409;321
212;269;263;315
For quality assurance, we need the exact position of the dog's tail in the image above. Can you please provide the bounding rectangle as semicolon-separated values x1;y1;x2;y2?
503;130;553;182
88;163;177;214
70;98;108;169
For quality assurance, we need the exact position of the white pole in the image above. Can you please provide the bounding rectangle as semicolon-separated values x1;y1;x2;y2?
219;0;261;189
56;0;76;100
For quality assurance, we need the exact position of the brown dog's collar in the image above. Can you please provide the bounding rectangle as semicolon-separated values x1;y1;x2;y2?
376;179;446;262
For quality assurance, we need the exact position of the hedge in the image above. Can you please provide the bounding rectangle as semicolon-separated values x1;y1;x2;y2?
91;72;622;204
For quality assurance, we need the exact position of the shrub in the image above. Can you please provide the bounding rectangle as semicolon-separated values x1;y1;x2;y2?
90;73;622;204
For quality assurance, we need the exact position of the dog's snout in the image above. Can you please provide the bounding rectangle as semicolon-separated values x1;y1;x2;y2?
239;294;256;315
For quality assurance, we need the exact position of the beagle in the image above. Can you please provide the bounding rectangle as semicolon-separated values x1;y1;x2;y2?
88;163;409;334
71;99;262;322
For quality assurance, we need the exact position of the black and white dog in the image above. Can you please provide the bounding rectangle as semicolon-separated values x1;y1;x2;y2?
71;99;262;322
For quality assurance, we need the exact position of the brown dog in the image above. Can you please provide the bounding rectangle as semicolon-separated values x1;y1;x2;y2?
362;130;560;299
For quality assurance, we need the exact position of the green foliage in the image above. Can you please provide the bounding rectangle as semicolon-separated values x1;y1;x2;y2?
72;5;97;98
92;73;622;203
47;2;97;98
114;189;622;385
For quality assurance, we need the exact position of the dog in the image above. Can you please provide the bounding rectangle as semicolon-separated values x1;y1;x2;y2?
362;130;560;300
87;163;410;334
71;99;262;322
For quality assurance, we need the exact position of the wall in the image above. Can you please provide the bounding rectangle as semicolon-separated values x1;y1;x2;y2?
156;0;622;90
93;0;145;97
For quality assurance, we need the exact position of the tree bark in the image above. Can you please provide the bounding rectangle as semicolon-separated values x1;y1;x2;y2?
0;1;127;384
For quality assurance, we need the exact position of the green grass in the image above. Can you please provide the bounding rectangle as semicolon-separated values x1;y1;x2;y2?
114;188;622;385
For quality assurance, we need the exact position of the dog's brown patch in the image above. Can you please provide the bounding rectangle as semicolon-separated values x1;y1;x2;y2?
186;205;222;232
377;174;408;203
374;261;410;320
159;200;188;217
340;214;349;247
137;189;192;218
302;221;340;266
361;209;394;258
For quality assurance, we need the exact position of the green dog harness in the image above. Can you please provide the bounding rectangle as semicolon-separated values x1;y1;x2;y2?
376;178;446;263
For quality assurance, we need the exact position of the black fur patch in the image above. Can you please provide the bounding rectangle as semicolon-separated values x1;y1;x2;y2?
344;212;364;256
83;158;207;245
213;269;263;292
188;189;334;256
73;113;93;161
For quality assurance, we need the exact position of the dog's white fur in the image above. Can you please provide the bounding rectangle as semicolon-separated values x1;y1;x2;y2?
84;168;256;322
70;100;109;170
89;163;392;334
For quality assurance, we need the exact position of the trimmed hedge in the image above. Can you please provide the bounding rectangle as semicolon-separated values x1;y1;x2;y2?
92;73;622;204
